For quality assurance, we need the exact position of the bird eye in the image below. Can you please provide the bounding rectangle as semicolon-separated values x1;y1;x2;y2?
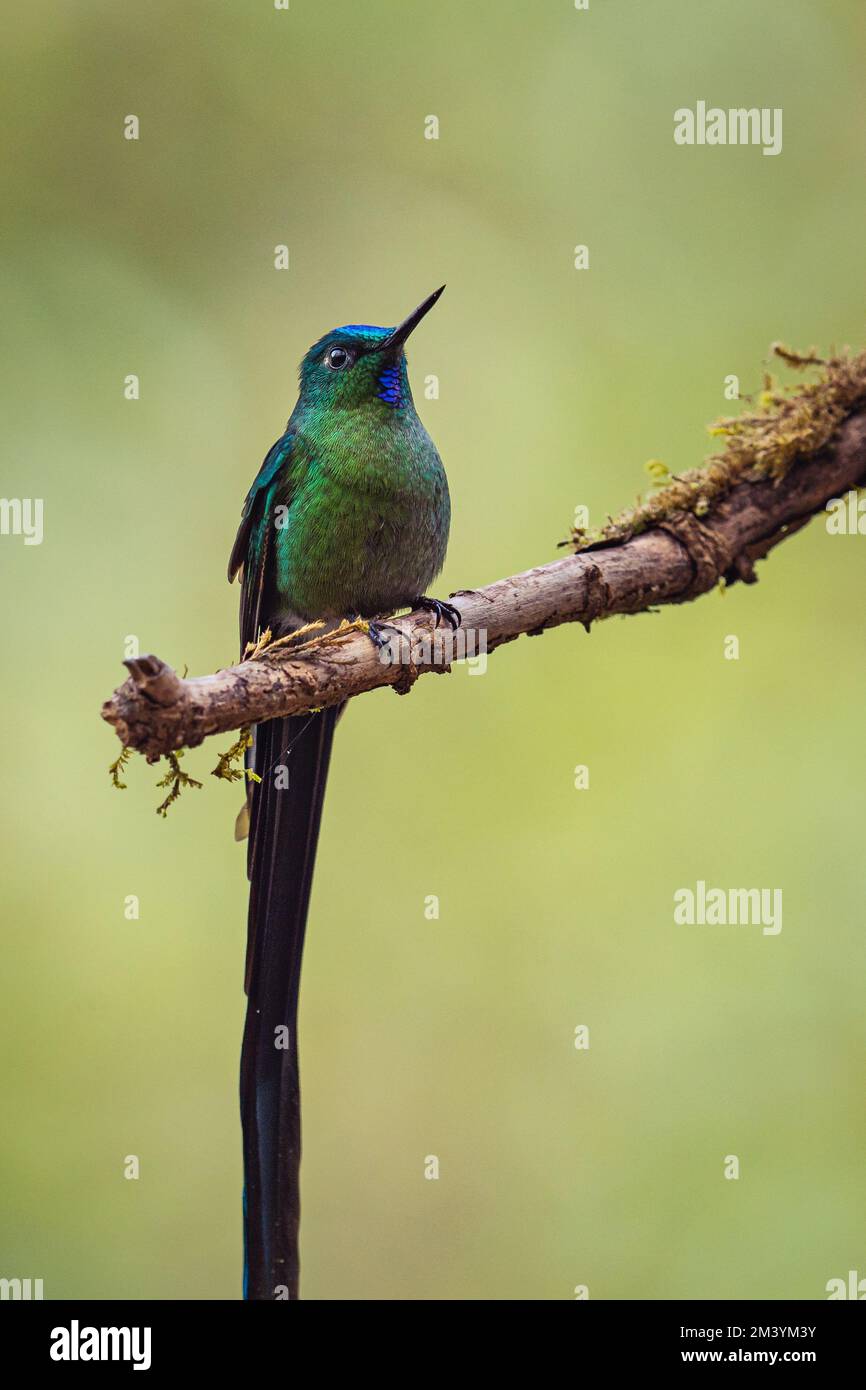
325;346;352;370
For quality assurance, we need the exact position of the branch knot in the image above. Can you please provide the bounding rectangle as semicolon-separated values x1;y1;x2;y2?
655;513;735;600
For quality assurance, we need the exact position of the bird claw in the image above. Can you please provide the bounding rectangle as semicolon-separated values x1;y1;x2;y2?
366;619;402;653
413;596;462;630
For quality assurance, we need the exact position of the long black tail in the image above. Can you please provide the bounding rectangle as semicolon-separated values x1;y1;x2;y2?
240;706;340;1300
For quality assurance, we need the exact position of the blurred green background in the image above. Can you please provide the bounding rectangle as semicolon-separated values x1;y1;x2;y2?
1;0;865;1300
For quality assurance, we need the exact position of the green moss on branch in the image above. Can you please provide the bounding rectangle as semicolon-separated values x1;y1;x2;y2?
565;344;866;552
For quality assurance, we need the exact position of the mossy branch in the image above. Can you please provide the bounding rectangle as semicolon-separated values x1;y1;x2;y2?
155;751;203;818
108;746;132;790
564;343;866;551
101;344;866;763
210;726;262;785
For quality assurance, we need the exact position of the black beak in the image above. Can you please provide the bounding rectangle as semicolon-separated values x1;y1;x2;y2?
379;285;445;352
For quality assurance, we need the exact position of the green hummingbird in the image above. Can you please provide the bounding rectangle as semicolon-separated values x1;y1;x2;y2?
228;286;457;1300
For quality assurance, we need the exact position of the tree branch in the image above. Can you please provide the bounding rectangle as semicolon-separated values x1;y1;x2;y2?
101;409;866;761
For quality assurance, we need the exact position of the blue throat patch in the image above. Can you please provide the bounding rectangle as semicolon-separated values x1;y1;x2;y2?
377;364;403;408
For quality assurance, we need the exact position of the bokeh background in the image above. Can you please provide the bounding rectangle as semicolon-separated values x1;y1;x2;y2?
2;0;865;1300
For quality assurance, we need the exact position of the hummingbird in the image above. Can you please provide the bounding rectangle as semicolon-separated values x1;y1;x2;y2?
228;286;457;1300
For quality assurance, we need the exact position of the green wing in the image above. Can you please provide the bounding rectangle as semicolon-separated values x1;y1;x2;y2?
228;432;296;657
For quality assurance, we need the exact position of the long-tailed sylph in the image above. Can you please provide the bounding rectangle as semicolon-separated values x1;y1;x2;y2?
228;287;456;1299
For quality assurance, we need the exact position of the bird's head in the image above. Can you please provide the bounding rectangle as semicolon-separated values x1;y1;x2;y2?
297;286;444;412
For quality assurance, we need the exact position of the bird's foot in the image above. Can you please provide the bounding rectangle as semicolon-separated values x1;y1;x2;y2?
345;610;395;652
412;595;462;630
364;618;403;656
